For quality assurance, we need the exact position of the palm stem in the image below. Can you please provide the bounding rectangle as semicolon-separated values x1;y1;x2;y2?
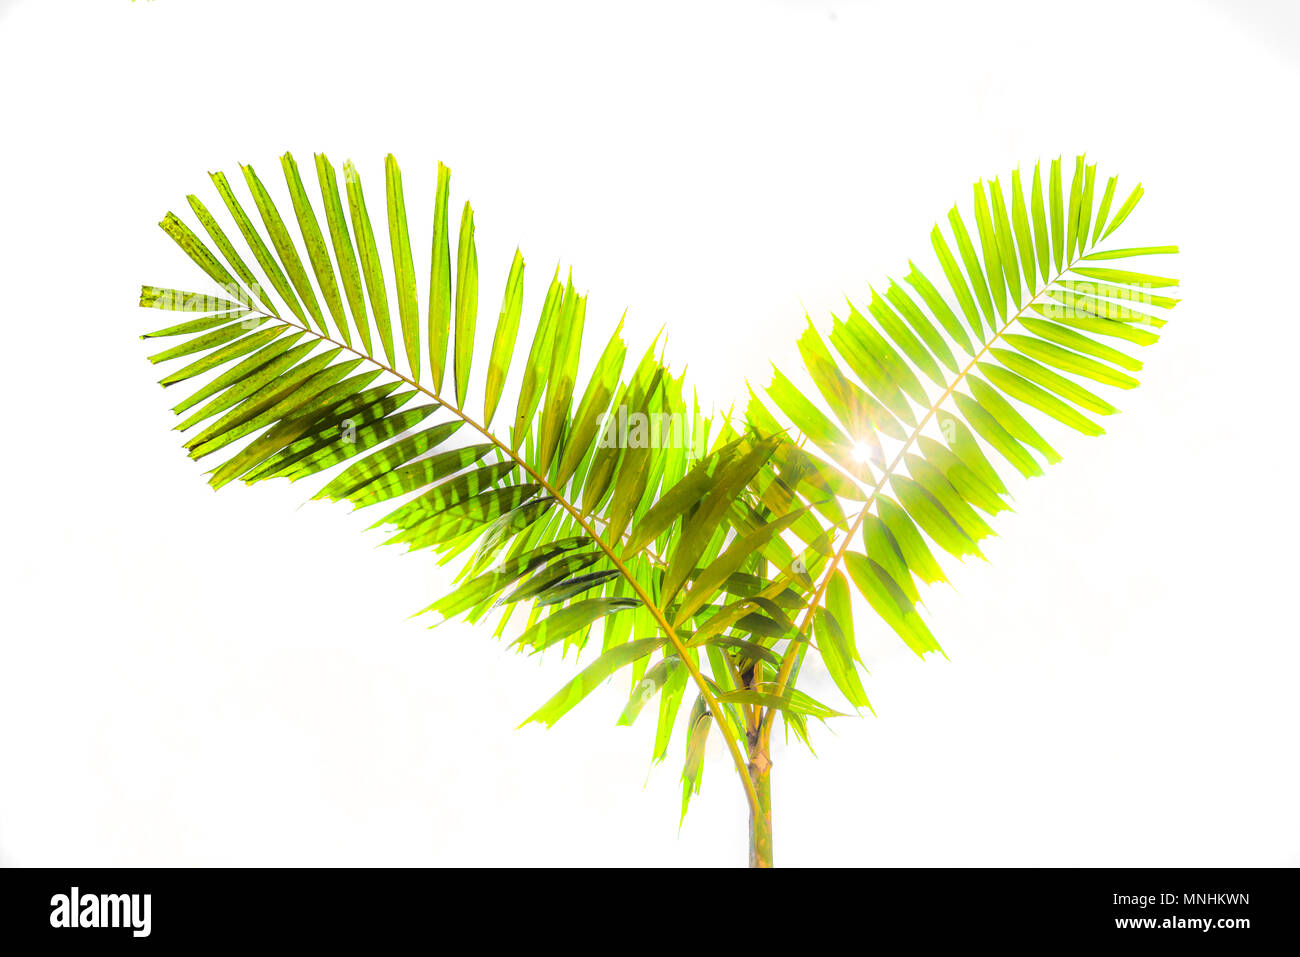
747;746;773;868
746;662;774;867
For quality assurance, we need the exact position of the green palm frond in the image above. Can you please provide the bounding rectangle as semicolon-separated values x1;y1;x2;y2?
745;155;1179;730
138;152;823;819
136;151;1178;852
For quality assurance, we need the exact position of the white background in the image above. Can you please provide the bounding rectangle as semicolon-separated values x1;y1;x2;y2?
1;0;1297;867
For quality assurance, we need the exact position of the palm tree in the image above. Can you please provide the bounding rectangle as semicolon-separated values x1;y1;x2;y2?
137;152;1176;867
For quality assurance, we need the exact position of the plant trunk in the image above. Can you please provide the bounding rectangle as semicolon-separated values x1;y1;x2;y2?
747;734;773;867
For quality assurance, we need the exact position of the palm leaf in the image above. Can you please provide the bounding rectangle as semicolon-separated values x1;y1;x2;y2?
138;151;1177;840
747;154;1179;738
137;152;805;822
